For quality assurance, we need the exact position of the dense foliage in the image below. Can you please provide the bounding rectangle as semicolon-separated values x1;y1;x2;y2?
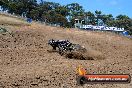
0;0;132;34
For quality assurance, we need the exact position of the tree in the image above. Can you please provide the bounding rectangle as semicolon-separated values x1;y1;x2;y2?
101;14;114;26
38;1;61;21
55;6;69;17
116;14;129;20
84;11;95;25
66;3;84;27
0;0;38;16
66;3;84;18
23;0;38;17
30;9;39;20
95;10;102;25
0;0;9;11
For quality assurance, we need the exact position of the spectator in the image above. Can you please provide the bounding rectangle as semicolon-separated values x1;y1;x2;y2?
27;18;32;23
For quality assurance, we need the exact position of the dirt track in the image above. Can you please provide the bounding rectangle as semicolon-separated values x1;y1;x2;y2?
0;20;132;88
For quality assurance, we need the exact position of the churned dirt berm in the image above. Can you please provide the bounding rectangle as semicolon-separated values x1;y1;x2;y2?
0;14;132;88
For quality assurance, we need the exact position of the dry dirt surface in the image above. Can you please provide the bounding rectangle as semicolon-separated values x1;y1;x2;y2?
0;14;132;88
